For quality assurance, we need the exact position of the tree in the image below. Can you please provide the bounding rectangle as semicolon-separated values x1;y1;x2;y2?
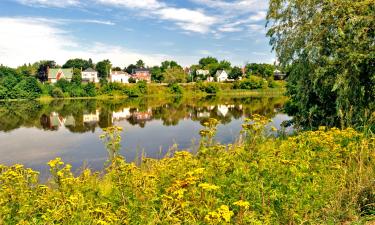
96;60;112;79
163;67;187;84
199;57;218;68
136;59;145;68
218;60;231;71
161;60;181;71
245;63;274;78
112;67;122;71
37;60;56;82
71;68;82;85
229;67;243;80
63;58;93;70
125;64;137;74
151;66;163;83
16;63;38;76
267;0;374;128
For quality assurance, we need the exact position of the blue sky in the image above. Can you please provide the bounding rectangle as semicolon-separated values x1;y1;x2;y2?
0;0;274;68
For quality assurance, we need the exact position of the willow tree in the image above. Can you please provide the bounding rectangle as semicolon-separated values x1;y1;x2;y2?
267;0;374;129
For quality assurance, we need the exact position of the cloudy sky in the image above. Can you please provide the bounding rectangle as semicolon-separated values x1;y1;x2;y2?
0;0;274;68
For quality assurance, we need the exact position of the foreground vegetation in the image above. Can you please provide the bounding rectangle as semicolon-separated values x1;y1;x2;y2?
0;116;373;224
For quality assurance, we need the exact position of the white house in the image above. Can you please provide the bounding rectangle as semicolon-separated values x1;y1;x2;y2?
83;110;100;123
82;68;99;83
112;108;131;122
196;69;210;76
110;71;131;84
215;70;229;82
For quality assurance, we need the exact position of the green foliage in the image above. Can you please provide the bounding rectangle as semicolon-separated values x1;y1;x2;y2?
63;58;93;70
71;68;82;85
267;0;375;129
168;83;183;95
51;87;64;98
136;59;145;68
84;82;97;97
163;67;187;84
128;77;136;83
0;120;373;224
197;82;220;94
233;76;268;90
36;60;56;82
245;63;275;78
96;60;112;79
199;57;218;67
136;81;147;94
150;66;163;83
229;66;243;80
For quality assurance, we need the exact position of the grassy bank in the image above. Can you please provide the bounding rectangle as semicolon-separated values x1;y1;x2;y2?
0;116;373;224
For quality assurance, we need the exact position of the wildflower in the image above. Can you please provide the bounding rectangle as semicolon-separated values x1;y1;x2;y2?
233;200;250;209
199;183;220;191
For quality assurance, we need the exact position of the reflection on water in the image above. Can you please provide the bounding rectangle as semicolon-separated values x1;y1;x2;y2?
0;96;290;175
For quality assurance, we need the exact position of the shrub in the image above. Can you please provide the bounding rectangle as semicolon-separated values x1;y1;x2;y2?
84;82;97;97
51;87;64;98
196;82;220;94
168;83;183;95
234;76;268;90
128;77;136;83
136;81;147;94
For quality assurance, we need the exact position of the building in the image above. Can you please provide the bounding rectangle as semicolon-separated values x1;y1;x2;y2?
132;69;151;83
215;70;230;82
110;70;131;84
274;69;286;80
112;108;131;122
82;68;99;83
48;68;73;83
83;110;100;123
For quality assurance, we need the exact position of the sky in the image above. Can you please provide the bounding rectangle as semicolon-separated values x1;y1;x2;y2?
0;0;275;68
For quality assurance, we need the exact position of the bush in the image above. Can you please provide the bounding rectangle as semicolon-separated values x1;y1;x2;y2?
234;76;268;90
196;82;220;94
136;81;147;94
128;77;136;83
168;83;183;95
84;83;97;97
51;87;64;98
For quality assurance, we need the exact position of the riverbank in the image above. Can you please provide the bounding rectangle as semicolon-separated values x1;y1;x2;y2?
0;118;373;224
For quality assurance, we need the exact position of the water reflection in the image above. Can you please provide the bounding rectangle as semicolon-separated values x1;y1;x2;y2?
0;96;290;175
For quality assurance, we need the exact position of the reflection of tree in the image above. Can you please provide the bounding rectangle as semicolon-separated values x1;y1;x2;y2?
0;96;287;133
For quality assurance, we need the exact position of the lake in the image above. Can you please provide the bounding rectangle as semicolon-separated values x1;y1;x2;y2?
0;96;291;176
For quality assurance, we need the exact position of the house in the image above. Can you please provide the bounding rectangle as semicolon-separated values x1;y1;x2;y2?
48;68;73;83
112;108;131;122
274;69;286;80
217;105;229;116
215;70;230;82
196;69;209;76
110;70;131;84
132;69;151;83
83;110;100;123
82;68;99;83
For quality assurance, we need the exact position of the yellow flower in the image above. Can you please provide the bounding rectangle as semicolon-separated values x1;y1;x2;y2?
233;200;250;209
199;183;220;191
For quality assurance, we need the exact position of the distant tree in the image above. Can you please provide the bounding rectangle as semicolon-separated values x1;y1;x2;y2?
84;82;96;97
112;67;122;71
37;60;56;82
125;64;137;74
151;66;163;83
128;77;136;83
71;68;82;85
16;63;38;76
161;60;181;71
218;60;231;71
229;66;243;80
63;58;93;70
163;67;187;84
199;57;218;68
245;63;275;78
96;60;112;79
136;59;145;68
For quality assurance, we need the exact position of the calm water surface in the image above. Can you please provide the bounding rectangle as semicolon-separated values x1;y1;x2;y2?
0;96;291;175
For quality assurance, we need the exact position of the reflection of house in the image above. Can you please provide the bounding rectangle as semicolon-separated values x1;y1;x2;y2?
49;112;75;128
274;69;286;80
198;112;211;118
217;105;229;116
83;110;99;123
112;108;131;121
134;110;152;120
48;68;73;83
110;71;131;84
133;69;151;83
82;68;99;83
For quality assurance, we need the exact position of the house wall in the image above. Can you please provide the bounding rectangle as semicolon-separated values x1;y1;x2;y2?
111;74;130;84
82;72;99;83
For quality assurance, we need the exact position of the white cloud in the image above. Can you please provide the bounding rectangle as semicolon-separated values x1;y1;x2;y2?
16;0;80;8
0;17;168;67
96;0;217;34
190;0;268;13
96;0;165;10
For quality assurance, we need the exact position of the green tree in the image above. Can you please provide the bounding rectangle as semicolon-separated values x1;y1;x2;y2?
125;64;137;74
267;0;374;128
96;60;112;79
37;60;56;82
229;66;243;80
163;67;187;84
63;58;93;70
245;63;274;78
136;59;145;68
151;66;163;83
72;68;82;85
199;57;218;68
